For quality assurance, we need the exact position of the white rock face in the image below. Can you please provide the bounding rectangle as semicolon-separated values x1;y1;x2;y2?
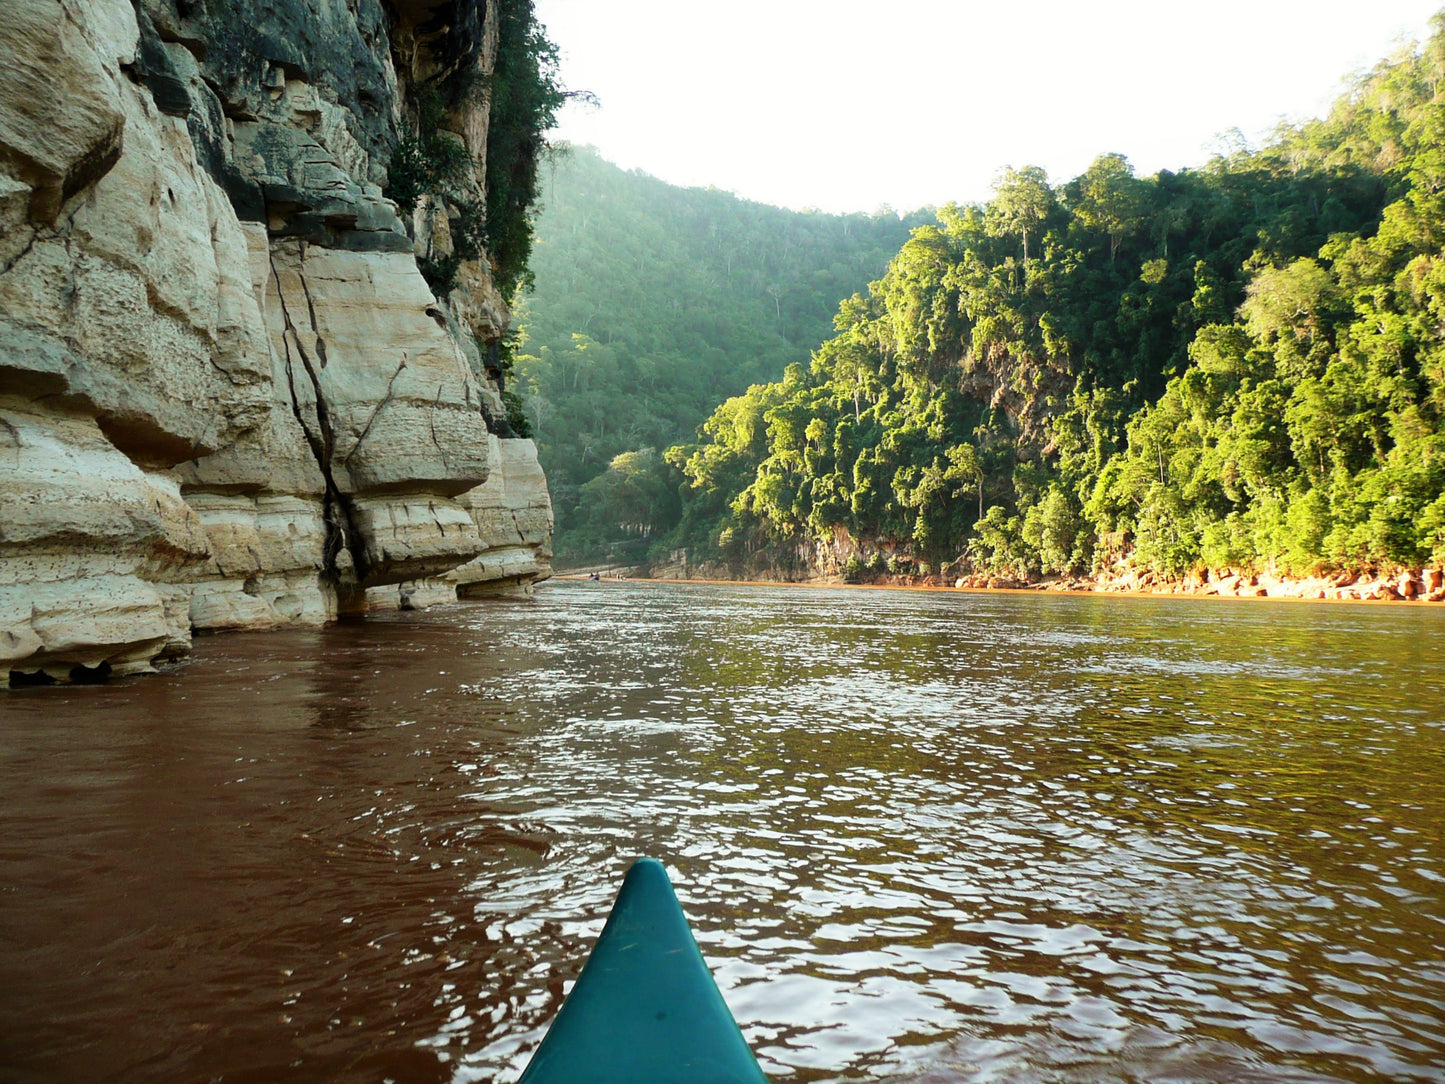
0;0;553;682
264;241;492;498
0;0;128;228
184;493;334;631
0;397;209;677
450;436;555;597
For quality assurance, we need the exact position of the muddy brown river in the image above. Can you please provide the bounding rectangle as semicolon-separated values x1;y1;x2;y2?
2;581;1442;1082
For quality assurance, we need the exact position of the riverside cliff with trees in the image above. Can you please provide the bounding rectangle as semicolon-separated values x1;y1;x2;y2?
642;17;1445;596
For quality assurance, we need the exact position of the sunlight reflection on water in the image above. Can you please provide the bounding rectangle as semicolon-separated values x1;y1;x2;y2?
441;583;1445;1083
2;581;1442;1083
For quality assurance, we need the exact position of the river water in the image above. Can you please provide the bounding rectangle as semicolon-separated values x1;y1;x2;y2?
2;581;1442;1082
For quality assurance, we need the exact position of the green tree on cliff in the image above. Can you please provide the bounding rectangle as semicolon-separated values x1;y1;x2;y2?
662;17;1445;581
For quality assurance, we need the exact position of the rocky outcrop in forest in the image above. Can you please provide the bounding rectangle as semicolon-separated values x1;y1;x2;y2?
0;0;552;684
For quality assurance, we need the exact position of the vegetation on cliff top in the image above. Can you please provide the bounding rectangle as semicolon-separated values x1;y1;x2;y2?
386;0;572;301
656;16;1445;582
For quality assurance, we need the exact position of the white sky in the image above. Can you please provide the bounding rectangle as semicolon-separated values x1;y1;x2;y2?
532;0;1443;214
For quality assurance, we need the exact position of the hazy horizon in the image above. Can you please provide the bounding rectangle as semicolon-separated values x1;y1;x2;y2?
534;0;1442;215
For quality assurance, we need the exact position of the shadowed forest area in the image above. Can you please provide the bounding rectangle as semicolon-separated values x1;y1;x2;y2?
511;148;927;564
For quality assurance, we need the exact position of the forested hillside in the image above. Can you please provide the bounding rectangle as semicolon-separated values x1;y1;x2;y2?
662;18;1445;583
510;148;926;562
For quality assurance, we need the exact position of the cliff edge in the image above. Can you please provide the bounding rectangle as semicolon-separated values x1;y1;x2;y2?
0;0;553;683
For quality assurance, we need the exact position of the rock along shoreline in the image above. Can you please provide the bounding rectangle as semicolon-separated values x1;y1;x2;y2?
560;565;1445;604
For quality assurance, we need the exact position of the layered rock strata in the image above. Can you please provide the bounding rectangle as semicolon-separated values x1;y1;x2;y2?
0;0;551;683
450;434;555;596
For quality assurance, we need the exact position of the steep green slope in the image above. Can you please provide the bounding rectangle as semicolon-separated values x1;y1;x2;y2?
667;18;1445;581
510;147;926;562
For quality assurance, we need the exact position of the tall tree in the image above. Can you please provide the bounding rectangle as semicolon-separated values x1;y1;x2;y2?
986;165;1055;270
1073;153;1148;263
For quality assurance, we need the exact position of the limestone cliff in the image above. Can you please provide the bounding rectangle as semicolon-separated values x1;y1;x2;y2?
0;0;553;684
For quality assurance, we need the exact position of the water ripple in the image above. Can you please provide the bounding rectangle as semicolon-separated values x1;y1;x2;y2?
1;582;1441;1083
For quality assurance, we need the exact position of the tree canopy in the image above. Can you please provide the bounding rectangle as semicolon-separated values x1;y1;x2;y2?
660;18;1445;581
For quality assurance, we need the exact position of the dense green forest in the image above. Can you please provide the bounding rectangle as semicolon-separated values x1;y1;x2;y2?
510;148;926;562
653;17;1445;582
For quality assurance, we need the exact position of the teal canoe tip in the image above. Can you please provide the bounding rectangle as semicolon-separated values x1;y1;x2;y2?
517;855;771;1083
620;856;682;899
625;855;669;878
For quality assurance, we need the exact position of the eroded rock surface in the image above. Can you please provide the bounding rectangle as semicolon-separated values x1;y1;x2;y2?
450;436;555;597
0;0;551;683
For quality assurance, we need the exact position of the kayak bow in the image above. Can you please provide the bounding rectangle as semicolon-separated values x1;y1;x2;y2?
518;857;769;1084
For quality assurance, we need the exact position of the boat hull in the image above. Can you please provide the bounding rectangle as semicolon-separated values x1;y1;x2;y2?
518;858;769;1083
